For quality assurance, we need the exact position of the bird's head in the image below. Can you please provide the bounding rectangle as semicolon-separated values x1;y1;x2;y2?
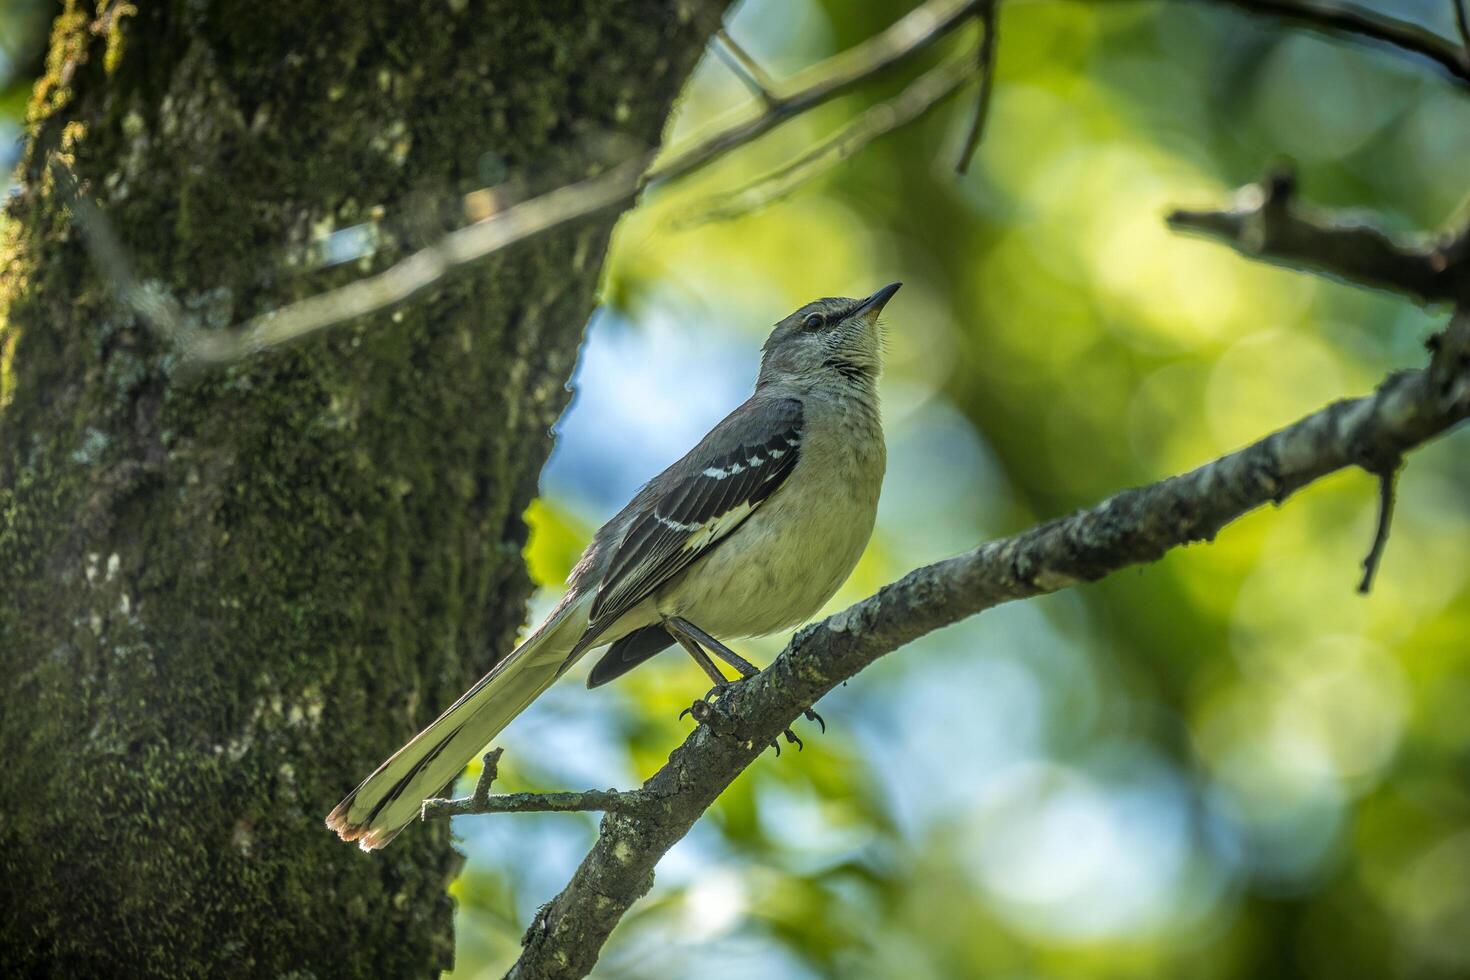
757;282;901;389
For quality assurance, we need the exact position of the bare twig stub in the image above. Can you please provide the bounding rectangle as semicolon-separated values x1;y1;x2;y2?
443;320;1470;979
1167;170;1470;306
1357;466;1400;594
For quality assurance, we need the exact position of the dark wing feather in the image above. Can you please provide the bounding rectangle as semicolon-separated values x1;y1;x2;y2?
586;626;675;688
576;397;804;654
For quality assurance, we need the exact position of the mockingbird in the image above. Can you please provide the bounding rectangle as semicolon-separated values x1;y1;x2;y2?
327;282;899;849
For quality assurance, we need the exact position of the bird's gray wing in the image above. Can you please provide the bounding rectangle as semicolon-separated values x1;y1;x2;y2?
574;396;804;654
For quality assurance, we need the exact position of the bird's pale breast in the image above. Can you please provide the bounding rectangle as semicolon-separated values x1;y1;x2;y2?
655;392;885;639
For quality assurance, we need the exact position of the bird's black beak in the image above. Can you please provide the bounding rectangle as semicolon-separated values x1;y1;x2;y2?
853;281;902;318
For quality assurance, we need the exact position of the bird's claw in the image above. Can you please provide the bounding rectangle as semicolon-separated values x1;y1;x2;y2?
766;728;803;755
803;707;825;732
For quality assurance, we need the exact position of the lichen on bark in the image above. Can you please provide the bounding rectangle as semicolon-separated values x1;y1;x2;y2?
0;1;721;975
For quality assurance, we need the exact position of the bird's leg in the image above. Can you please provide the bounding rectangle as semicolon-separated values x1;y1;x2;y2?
666;625;734;706
669;617;761;677
666;617;750;702
666;626;754;742
668;617;825;734
666;618;820;749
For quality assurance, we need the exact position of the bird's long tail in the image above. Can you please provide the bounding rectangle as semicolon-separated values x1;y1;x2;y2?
326;599;586;851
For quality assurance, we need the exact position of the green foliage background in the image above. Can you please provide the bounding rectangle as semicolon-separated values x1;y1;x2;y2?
5;0;1469;977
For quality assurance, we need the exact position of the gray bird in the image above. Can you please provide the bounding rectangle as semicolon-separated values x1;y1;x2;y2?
327;283;899;849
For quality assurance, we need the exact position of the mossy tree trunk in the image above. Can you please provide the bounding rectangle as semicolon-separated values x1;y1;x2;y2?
0;1;719;975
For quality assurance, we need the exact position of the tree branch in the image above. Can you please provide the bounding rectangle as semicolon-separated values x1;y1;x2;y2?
173;0;983;362
1187;0;1470;86
440;314;1470;978
184;156;654;362
1167;170;1470;306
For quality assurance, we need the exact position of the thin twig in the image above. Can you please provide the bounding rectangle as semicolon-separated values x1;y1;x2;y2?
674;52;978;228
420;747;651;819
187;155;653;362
424;788;650;818
1357;464;1400;593
1454;0;1470;62
955;0;1000;175
1167;169;1470;306
713;29;781;105
176;0;983;362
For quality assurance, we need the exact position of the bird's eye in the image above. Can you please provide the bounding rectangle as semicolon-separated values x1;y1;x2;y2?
802;313;825;331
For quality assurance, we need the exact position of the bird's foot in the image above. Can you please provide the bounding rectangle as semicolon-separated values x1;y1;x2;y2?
677;684;826;753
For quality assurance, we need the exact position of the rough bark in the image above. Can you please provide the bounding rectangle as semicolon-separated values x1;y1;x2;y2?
0;1;720;976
